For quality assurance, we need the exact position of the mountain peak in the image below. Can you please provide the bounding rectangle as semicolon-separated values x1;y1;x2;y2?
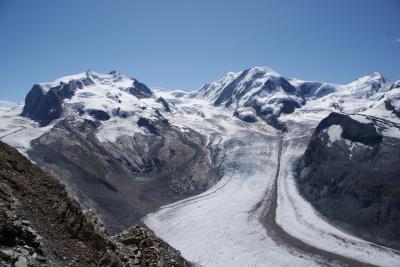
369;71;384;78
349;71;384;84
246;66;279;75
347;71;387;93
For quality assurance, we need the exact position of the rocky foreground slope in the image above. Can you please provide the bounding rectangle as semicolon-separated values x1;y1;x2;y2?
0;141;189;266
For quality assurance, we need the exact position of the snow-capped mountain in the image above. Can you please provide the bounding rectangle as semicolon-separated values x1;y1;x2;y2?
1;67;400;266
2;70;220;233
197;66;399;130
21;70;164;126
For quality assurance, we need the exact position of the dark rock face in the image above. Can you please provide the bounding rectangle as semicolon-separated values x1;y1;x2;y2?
21;85;63;126
297;82;336;98
87;109;111;121
385;84;400;118
21;78;93;126
265;77;297;94
0;141;190;266
276;98;301;114
314;112;382;146
386;81;400;118
233;111;257;123
128;80;153;99
27;116;219;233
138;117;159;135
298;113;400;249
385;100;400;118
156;97;171;112
252;104;287;131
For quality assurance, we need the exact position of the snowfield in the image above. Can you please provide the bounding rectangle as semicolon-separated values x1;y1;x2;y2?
0;102;52;157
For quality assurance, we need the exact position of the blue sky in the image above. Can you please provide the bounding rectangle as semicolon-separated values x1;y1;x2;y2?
0;0;399;101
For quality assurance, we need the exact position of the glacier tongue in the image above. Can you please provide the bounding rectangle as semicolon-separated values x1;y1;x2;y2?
144;96;318;266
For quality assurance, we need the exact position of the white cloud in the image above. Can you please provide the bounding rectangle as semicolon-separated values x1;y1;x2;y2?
396;38;400;43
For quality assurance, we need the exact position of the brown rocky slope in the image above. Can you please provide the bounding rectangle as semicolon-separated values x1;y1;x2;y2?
0;141;189;266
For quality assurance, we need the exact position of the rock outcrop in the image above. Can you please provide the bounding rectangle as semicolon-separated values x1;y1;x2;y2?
128;80;153;99
21;77;94;126
113;226;189;266
156;97;171;112
0;140;121;266
385;80;400;118
297;112;400;250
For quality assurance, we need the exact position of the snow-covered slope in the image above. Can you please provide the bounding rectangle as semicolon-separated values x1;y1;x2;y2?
0;102;50;156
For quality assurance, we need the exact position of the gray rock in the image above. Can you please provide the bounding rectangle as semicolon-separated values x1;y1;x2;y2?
21;77;93;126
297;112;400;250
128;79;153;99
14;256;28;267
